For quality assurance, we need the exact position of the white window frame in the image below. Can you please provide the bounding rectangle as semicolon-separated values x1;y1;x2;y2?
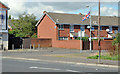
58;24;64;30
70;25;74;32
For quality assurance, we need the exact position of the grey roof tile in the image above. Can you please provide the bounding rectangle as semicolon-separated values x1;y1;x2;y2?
46;12;118;26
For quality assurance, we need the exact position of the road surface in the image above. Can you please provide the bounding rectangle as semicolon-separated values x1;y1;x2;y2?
2;58;118;72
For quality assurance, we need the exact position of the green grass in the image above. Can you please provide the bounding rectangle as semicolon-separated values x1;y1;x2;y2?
87;55;119;61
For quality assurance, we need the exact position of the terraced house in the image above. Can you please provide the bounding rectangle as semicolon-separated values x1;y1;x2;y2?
36;11;120;49
0;2;10;50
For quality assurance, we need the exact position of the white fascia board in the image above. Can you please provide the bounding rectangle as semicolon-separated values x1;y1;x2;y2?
56;23;118;27
35;13;46;26
0;30;8;33
0;8;10;10
36;12;56;26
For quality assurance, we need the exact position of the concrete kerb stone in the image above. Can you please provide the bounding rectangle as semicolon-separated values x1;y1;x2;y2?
2;57;119;68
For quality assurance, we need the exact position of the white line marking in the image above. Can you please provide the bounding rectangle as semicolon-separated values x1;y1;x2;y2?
29;67;38;69
38;67;61;71
29;67;61;71
66;69;79;72
19;60;48;64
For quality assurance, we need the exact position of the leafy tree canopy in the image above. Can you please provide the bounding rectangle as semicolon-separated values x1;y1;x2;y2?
9;12;37;37
112;33;120;46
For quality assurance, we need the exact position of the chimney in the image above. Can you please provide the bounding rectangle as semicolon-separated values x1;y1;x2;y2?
79;13;82;15
43;11;47;14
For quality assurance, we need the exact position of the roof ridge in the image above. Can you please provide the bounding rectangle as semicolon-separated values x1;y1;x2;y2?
47;12;118;17
47;12;82;15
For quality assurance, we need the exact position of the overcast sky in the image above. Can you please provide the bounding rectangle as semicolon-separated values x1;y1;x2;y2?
1;0;119;20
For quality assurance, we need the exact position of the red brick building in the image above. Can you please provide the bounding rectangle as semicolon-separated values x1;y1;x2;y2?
36;11;119;49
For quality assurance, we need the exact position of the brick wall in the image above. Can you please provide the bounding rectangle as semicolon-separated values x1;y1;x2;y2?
31;38;52;48
52;40;82;49
37;14;58;47
93;40;113;50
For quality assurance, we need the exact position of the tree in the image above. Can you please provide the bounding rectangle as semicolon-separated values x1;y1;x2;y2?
8;15;11;19
111;33;120;56
112;33;120;46
9;12;37;37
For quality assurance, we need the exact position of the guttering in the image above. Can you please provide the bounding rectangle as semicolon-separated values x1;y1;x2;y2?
56;23;118;27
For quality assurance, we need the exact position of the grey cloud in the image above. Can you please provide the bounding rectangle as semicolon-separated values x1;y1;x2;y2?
6;2;118;19
41;2;97;11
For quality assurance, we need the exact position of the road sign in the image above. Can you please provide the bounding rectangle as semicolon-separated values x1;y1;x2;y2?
91;27;94;31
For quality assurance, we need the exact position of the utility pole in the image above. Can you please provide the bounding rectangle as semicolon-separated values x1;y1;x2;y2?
98;0;101;63
89;7;92;52
86;5;92;52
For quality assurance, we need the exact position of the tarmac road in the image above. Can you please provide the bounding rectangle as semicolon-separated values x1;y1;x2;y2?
2;58;118;72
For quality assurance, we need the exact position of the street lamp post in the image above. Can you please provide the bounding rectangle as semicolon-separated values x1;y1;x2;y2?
98;0;101;63
86;5;92;52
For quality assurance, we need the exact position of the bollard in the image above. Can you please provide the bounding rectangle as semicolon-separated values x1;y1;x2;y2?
22;44;23;50
12;44;14;50
33;44;35;50
20;45;21;49
38;44;40;49
1;44;4;51
30;44;32;50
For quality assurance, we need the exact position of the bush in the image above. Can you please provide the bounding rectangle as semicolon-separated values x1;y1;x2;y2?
87;55;119;60
108;33;120;56
76;37;89;41
31;34;37;38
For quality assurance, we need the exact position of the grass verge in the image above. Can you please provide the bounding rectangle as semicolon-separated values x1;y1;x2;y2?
87;55;119;61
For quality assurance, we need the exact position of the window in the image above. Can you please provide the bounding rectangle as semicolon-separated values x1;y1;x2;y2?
58;24;64;30
0;14;5;24
118;26;120;33
59;37;68;40
70;25;74;32
80;25;85;31
109;26;112;33
0;11;6;30
100;26;102;31
114;30;118;34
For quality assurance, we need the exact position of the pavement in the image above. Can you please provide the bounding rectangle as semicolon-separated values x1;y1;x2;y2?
2;47;120;68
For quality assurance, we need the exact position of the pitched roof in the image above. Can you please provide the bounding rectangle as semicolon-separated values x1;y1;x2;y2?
0;1;10;9
36;11;118;26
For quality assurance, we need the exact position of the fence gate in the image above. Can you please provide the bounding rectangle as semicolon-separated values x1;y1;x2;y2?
8;37;22;49
83;40;93;50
